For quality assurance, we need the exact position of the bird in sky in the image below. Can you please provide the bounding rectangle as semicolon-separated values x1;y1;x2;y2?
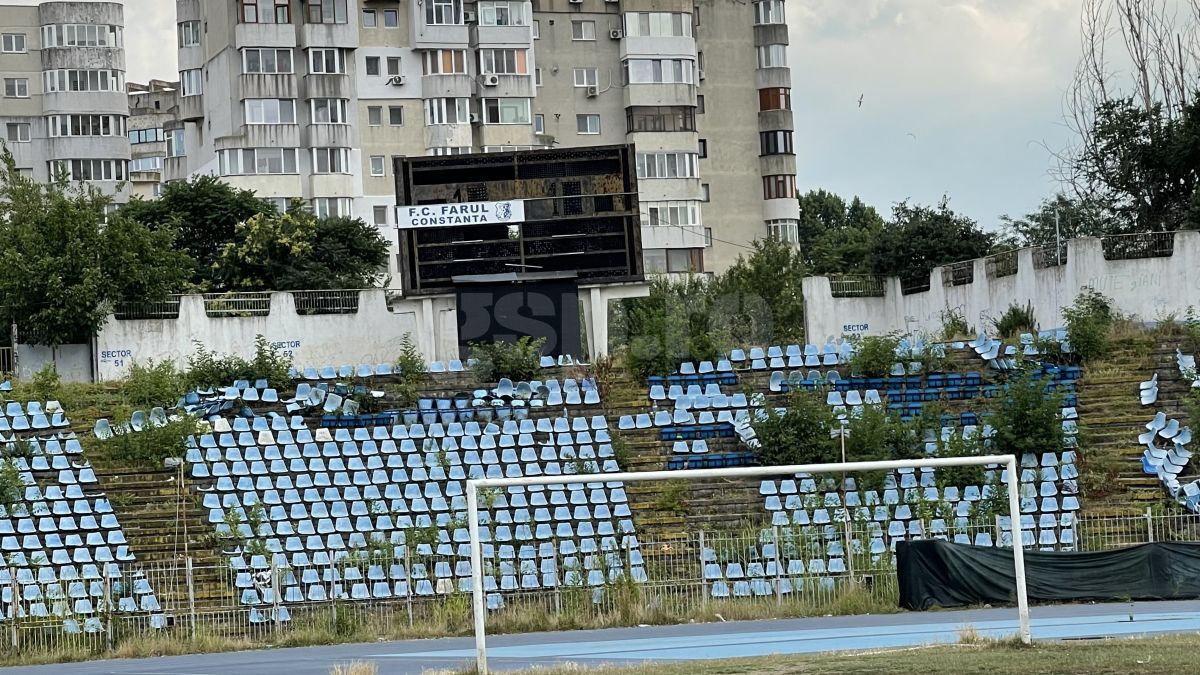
907;132;918;141
857;94;864;107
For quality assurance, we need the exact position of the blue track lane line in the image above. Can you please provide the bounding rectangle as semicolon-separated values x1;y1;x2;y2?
382;611;1200;663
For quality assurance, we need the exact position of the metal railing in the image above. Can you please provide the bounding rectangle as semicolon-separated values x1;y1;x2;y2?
293;290;362;316
940;261;975;287
1100;231;1176;261
828;276;887;298
202;293;273;318
899;275;932;296
985;250;1018;279
0;346;11;375
1032;243;1067;269
113;297;182;321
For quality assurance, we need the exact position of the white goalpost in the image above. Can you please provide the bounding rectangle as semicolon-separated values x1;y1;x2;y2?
466;454;1032;675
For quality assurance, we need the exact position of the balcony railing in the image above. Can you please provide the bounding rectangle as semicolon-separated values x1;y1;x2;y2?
940;261;974;287
985;250;1018;279
1100;231;1176;260
828;275;886;298
0;347;11;375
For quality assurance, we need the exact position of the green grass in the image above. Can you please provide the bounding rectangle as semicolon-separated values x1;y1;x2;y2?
433;633;1200;675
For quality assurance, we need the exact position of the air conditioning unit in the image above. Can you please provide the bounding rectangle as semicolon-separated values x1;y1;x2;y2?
483;74;500;86
609;28;623;39
469;112;480;124
388;75;406;85
697;69;705;81
463;9;477;22
585;85;598;98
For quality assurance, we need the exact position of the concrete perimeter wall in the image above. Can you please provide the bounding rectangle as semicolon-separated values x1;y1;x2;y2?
803;233;1198;341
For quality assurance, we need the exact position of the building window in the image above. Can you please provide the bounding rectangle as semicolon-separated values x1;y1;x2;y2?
534;68;542;86
218;148;299;175
641;201;701;228
43;70;125;93
41;23;123;47
424;97;470;125
373;205;389;225
422;50;467;74
128;128;166;144
576;114;601;134
479;1;527;26
177;21;201;47
312;197;352;218
307;0;349;24
571;20;596;40
244;48;294;74
701;184;710;202
365;56;380;76
166;129;186;157
48;114;125;137
3;78;29;98
49;159;128;182
5;123;30;143
753;0;784;24
756;44;787;68
387;57;402;75
369;156;386;176
533;113;544;134
623;59;694;84
362;9;377;27
310;48;344;74
759;130;794;155
573;68;598;87
626;106;696;133
389;106;404;125
667;249;699;273
698;138;707;157
180;69;203;96
762;174;796;200
705;228;713;246
244;98;297;124
312;147;351;174
758;87;791;111
1;33;26;53
636;152;699;179
240;0;291;23
425;0;463;25
479;49;528;75
384;9;399;27
429;146;473;155
311;98;350;124
696;95;705;114
484;98;531;124
367;106;383;126
767;219;800;243
622;12;691;37
130;157;163;172
533;20;540;38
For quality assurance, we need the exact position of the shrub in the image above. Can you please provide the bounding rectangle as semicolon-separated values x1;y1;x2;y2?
988;370;1064;458
124;360;186;408
992;301;1037;338
469;336;545;383
185;335;292;390
394;333;425;380
940;306;972;340
623;277;722;379
26;362;60;402
1062;289;1114;361
749;391;836;466
848;333;901;377
0;458;27;514
103;417;201;468
934;431;986;488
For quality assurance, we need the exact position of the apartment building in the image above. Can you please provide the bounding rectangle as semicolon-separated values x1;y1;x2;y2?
166;0;797;276
0;1;130;202
127;79;180;199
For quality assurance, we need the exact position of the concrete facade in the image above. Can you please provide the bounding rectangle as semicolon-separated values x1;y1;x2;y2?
126;79;179;199
802;233;1200;342
163;0;794;278
0;1;130;202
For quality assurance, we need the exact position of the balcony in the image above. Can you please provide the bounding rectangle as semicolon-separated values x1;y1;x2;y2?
239;73;298;100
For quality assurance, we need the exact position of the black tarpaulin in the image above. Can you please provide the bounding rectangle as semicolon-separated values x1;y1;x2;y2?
897;540;1200;610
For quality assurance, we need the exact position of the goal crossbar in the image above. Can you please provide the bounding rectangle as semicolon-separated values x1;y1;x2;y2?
466;454;1031;675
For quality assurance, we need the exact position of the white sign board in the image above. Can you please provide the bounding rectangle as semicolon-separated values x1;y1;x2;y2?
398;200;525;229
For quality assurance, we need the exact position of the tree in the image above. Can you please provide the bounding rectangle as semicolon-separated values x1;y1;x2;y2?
275;215;390;290
795;189;885;273
709;237;807;346
0;152;191;347
118;175;276;289
988;370;1066;458
1000;194;1115;247
622;276;721;379
868;198;995;283
749;391;836;466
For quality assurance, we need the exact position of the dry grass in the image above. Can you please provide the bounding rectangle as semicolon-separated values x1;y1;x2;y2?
330;660;378;675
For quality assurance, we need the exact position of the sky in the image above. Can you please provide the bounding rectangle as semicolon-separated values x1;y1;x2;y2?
12;0;1088;229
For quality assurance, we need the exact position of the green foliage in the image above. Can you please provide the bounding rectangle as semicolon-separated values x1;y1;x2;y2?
795;189;886;274
0;150;191;346
988;370;1065;459
395;333;426;380
992;301;1038;339
708;237;807;345
469;336;546;382
650;480;689;516
849;333;901;377
940;307;972;341
999;193;1115;247
0;457;27;515
184;335;293;390
123;360;186;408
102;417;200;468
749;391;836;466
117;175;276;289
934;432;986;488
868;198;996;283
1063;289;1115;362
622;276;722;379
26;362;61;402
